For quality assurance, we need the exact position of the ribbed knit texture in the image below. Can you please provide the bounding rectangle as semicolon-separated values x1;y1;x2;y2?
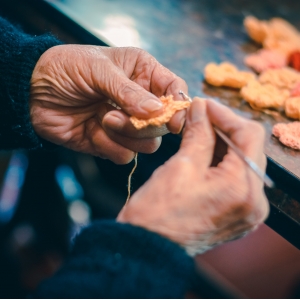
0;17;61;149
34;220;195;298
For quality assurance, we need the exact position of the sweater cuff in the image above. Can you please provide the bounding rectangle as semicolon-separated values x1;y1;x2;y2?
0;30;61;150
35;220;196;298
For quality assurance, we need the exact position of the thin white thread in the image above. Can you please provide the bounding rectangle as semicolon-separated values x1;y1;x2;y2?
125;153;138;205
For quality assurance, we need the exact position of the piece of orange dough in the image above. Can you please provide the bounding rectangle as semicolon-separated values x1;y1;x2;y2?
130;95;190;129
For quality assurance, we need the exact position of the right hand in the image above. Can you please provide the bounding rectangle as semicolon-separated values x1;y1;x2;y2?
117;98;269;255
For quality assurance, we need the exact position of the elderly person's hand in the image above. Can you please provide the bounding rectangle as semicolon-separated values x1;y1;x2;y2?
30;45;187;164
117;98;269;255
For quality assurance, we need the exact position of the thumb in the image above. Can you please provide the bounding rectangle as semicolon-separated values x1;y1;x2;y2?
177;98;216;170
102;64;164;119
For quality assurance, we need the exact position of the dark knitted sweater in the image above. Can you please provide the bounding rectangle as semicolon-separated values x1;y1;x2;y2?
0;17;196;298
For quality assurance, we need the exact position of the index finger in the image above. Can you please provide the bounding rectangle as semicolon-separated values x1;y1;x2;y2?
125;51;188;134
176;98;216;172
206;99;269;225
206;99;266;168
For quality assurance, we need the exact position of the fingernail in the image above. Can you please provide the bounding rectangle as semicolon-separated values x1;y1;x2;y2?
104;114;123;131
140;99;163;113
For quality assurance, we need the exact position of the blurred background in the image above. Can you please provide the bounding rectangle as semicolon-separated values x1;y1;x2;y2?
0;0;300;298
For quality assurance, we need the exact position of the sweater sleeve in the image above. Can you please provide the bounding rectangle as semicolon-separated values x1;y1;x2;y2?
33;220;196;298
0;17;61;150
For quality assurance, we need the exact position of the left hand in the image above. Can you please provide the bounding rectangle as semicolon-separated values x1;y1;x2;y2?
30;45;188;164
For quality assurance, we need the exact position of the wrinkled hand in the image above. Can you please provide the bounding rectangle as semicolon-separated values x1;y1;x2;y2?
117;98;269;255
30;45;188;164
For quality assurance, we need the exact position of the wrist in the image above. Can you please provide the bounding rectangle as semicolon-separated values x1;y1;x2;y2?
117;205;182;247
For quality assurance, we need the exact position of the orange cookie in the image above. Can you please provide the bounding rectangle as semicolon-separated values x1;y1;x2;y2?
130;95;190;130
258;67;300;90
204;62;255;88
264;36;300;57
285;97;300;119
244;16;269;44
244;16;300;56
272;121;300;150
240;80;289;109
267;18;300;41
264;18;300;55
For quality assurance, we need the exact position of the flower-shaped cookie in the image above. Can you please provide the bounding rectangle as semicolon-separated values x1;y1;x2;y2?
240;80;289;109
244;16;300;56
258;67;300;90
273;121;300;150
204;62;255;89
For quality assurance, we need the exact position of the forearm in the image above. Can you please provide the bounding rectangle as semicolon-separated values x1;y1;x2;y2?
0;17;61;150
33;220;196;298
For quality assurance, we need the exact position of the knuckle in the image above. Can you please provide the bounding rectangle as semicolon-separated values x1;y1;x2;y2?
113;151;135;165
221;180;251;213
118;81;133;98
93;145;108;160
116;81;140;109
124;47;147;58
244;195;270;226
152;156;185;179
95;143;134;165
135;48;157;66
163;155;194;175
144;137;161;153
152;164;166;178
183;124;214;145
254;197;270;224
134;137;161;154
182;125;198;140
245;120;266;139
133;47;148;56
174;155;194;168
182;131;214;156
176;76;188;90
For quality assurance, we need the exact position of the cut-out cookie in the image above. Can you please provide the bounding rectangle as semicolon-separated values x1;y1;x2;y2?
244;16;300;56
273;122;300;150
240;80;289;109
204;62;255;89
258;67;300;90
